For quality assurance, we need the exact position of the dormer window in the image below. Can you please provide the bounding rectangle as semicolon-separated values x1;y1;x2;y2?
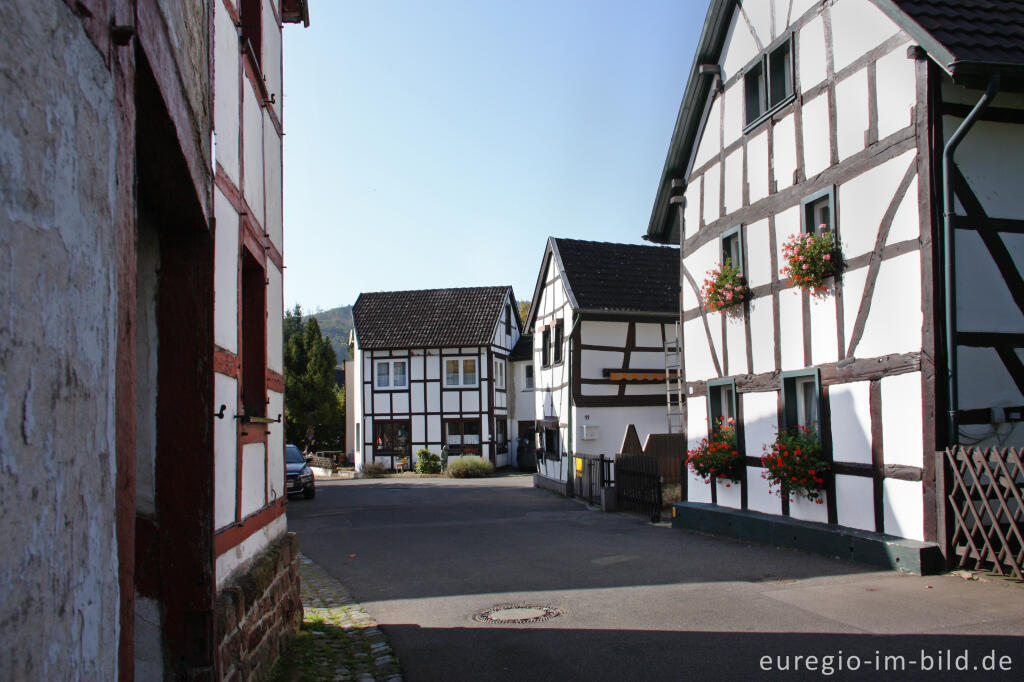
745;36;794;128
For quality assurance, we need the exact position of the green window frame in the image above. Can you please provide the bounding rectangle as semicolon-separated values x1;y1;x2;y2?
707;377;738;431
801;186;836;236
720;225;744;274
780;369;821;434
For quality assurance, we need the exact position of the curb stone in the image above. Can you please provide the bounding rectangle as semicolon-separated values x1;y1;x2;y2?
297;552;403;681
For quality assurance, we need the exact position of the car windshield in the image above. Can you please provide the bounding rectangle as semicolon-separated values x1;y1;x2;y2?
286;445;305;464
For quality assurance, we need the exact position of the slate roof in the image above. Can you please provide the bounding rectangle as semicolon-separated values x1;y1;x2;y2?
353;286;512;350
886;0;1024;70
551;238;679;315
509;334;534;361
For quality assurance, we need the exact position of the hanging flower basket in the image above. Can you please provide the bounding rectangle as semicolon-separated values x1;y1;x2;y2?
780;228;837;293
701;260;749;312
761;426;829;502
687;417;743;484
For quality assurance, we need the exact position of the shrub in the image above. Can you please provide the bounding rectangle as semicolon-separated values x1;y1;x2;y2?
415;448;442;474
780;229;837;292
687;417;743;484
701;260;749;312
361;462;388;478
446;456;495;478
761;426;829;502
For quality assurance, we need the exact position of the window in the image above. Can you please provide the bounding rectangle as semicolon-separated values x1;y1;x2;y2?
445;419;481;455
802;186;836;235
374;420;410;454
707;378;737;428
541;327;551;366
240;249;266;417
355;423;360;452
495;358;506;389
782;370;821;432
524;363;534;390
505;304;512;336
721;225;743;273
495;419;508;453
375;359;408;389
553;320;564;364
239;0;263;69
444;357;478;387
744;36;794;127
544;426;560;460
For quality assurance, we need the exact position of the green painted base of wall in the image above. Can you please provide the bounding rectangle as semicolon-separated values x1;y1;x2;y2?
671;502;944;575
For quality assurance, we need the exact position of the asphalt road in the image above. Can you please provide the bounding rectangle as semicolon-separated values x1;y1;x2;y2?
288;475;1024;681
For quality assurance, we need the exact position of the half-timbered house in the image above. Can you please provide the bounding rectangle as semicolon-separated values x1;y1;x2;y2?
526;238;679;490
351;286;525;470
646;0;1024;549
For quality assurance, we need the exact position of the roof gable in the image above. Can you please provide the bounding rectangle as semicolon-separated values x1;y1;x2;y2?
353;286;514;350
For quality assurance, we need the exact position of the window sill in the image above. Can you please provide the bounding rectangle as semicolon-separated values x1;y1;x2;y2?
742;92;797;135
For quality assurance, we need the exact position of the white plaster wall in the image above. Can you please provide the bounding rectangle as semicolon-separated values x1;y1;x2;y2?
835;68;869;162
716;478;743;509
957;232;1024;333
747;131;769;203
723;82;743;148
742;391;778;459
635;323;665;348
809;292;838;365
789;0;821;23
886;176;920;246
883;478;924;541
134;594;164;682
789;492;828;523
694;97;722;171
214;374;239;529
802;93;831;177
773;113;797;192
241;442;266;518
830;0;902;73
720;7;758;82
774;205;800;260
724;147;743;215
703;162;721;225
581;321;626;346
267;389;284;502
880;371;923;468
746;464;780;515
687;239;720;303
214;0;240;182
574;406;670;459
849;251;923;359
242;83;265;229
744;218;772;289
725;315;747;375
778;288;804;371
263;111;283;252
216;514;287;588
262;0;282;120
684;182;701;239
875;45;916;139
267;262;283;373
686;397;712;504
839;149;918;259
743;0;772;45
959;346;1024;411
748;297;776;374
683;318;716;382
799;15;827;94
829;380;872;465
213;187;239;353
835;474;875;531
948;116;1024;208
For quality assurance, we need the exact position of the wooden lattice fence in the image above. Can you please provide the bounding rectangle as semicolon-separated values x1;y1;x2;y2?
939;447;1024;580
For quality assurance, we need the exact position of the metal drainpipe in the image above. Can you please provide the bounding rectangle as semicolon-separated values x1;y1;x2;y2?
943;73;1000;446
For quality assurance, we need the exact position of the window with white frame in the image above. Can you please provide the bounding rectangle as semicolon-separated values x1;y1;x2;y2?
495;358;506;389
782;370;821;432
721;225;743;273
444;357;478;387
707;378;736;429
745;35;794;127
524;363;534;390
552;320;564;364
375;359;408;389
802;186;836;235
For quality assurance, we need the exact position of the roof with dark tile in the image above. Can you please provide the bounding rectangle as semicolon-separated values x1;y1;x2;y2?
509;334;534;361
551;238;679;315
887;0;1024;69
353;286;513;350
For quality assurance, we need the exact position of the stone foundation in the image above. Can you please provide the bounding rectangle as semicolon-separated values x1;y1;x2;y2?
216;532;302;681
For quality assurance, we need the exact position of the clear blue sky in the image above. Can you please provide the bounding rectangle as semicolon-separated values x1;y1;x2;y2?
282;0;708;312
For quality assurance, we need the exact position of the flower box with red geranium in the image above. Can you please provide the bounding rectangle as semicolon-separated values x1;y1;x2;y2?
780;227;837;292
687;417;743;484
761;426;829;502
701;260;749;312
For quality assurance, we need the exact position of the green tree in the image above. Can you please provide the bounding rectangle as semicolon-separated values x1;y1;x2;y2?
284;313;345;452
518;300;530;325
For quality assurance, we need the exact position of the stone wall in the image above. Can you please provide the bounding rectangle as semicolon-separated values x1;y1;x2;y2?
217;532;303;681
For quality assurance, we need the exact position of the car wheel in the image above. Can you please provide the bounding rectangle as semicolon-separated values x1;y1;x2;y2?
303;485;315;499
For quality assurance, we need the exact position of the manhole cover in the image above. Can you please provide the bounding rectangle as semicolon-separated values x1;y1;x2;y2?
472;603;563;624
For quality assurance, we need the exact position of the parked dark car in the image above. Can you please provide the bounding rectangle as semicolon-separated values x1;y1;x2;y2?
286;444;315;499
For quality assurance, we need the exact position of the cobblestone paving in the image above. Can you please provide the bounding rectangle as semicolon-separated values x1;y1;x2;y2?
292;552;403;682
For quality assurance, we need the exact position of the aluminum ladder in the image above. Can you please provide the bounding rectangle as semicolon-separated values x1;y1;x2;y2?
664;321;684;434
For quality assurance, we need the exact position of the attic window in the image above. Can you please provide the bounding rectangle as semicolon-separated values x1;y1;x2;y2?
505;304;512;336
744;35;794;128
239;0;263;69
